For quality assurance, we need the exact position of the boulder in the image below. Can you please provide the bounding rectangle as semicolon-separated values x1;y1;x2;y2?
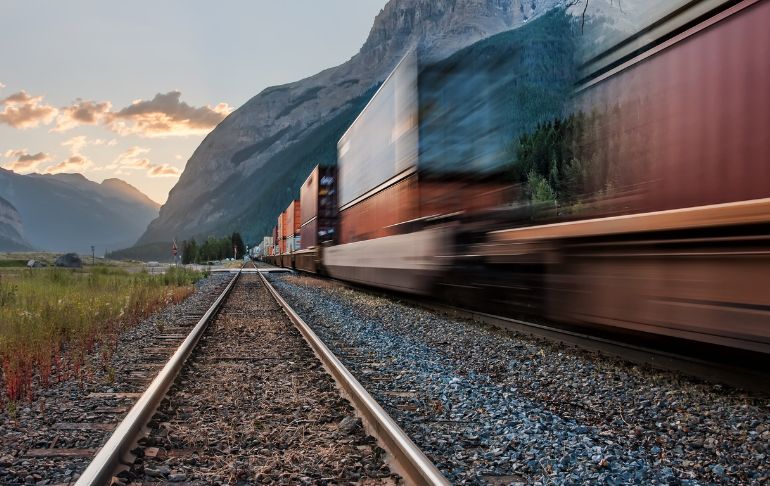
26;259;45;268
55;253;82;268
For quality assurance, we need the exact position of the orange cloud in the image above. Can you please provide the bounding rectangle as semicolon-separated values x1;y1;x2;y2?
107;146;179;177
148;164;181;177
0;91;57;129
1;89;230;137
108;91;232;137
109;146;151;169
44;154;93;174
2;149;52;173
54;99;112;131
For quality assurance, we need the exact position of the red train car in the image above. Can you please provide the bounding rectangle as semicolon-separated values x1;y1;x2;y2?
471;0;770;354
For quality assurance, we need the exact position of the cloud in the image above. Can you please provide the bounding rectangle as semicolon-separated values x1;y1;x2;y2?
0;91;58;129
108;146;175;176
109;146;151;169
0;88;230;137
148;164;181;177
62;135;111;154
43;154;93;174
127;158;152;169
108;91;232;137
2;149;52;173
54;99;112;131
118;146;150;159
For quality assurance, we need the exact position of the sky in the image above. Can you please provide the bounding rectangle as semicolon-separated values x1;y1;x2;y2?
0;0;388;204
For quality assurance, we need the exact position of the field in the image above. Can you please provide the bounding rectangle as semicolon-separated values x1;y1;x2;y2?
0;265;204;405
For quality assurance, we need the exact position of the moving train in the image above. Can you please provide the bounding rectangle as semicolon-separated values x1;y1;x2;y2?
261;0;770;357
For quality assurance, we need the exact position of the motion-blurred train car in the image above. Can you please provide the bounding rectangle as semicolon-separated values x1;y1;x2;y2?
459;0;770;354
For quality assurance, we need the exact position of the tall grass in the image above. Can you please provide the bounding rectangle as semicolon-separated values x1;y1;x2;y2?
0;266;203;404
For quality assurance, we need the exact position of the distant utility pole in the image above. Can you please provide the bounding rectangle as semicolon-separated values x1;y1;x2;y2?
91;245;95;266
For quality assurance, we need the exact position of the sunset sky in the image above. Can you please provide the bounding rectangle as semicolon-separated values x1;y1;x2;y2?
0;0;387;204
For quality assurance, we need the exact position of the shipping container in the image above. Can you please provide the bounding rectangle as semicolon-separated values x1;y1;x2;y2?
261;236;274;255
276;214;284;241
276;211;289;254
300;165;338;249
339;174;418;244
337;52;418;210
281;210;291;244
286;200;301;236
300;218;318;249
286;235;301;253
337;173;512;244
300;167;318;224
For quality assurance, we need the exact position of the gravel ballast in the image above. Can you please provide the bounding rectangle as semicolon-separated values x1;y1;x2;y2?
0;272;233;485
268;273;770;485
128;273;398;485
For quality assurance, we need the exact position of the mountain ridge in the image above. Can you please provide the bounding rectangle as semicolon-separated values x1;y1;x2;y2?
136;0;561;251
0;169;160;254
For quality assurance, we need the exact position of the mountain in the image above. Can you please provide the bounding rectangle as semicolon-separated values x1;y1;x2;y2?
0;196;32;251
134;0;562;254
0;169;160;254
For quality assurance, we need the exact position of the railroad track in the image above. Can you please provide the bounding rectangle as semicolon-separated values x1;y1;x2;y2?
74;267;448;485
0;273;235;486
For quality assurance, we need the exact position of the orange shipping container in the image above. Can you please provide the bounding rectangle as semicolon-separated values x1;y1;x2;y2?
281;209;291;240
276;213;285;240
338;173;512;244
300;167;319;225
338;174;419;244
286;200;301;236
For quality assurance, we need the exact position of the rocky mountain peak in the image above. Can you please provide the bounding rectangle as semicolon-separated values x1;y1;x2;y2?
359;0;558;65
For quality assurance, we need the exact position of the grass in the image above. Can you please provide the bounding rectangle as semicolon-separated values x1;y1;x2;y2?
0;266;204;404
0;260;28;268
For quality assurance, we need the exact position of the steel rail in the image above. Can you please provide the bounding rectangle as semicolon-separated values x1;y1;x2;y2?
76;270;241;486
258;271;450;486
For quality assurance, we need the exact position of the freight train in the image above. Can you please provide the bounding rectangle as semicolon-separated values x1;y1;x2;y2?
262;0;770;357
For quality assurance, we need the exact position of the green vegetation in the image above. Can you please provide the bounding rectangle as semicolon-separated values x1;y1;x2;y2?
512;114;586;204
0;260;29;268
0;266;203;404
509;108;619;216
180;232;246;264
106;242;174;262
